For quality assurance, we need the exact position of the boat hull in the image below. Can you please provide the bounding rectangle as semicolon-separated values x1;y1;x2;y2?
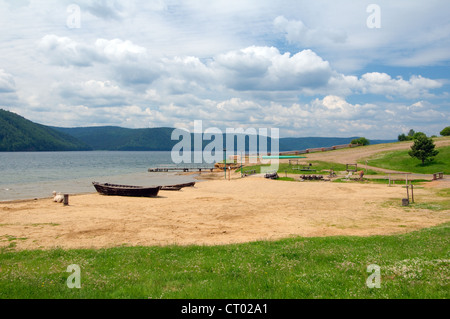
161;182;196;191
93;182;161;197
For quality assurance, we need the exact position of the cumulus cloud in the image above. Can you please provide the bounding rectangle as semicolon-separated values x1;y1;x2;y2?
356;73;442;98
38;35;101;67
38;35;160;85
57;80;130;108
214;46;332;91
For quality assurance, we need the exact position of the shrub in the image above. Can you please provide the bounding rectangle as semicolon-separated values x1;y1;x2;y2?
440;126;450;136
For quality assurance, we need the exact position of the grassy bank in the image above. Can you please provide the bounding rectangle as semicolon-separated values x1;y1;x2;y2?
240;161;379;175
1;223;449;299
361;146;450;174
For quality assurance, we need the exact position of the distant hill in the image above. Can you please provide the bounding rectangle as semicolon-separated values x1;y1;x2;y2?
0;109;92;151
52;126;177;151
1;109;396;152
55;126;396;152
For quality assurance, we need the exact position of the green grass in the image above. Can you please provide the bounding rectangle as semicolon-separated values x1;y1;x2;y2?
239;161;379;175
0;223;449;299
361;146;450;174
333;178;429;185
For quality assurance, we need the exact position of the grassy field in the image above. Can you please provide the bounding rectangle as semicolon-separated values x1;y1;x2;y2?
361;146;450;174
1;223;448;299
240;161;379;175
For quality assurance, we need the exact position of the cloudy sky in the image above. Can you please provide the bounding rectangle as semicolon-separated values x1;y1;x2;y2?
0;0;449;139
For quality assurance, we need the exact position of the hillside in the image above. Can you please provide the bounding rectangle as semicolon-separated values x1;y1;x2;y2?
1;109;396;152
55;126;396;152
52;126;176;151
0;109;92;151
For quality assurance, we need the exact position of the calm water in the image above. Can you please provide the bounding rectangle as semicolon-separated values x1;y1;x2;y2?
0;151;210;201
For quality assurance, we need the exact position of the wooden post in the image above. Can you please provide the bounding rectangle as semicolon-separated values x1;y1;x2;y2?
411;184;414;203
63;194;69;206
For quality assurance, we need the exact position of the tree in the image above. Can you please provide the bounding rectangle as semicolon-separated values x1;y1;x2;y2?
398;133;409;141
412;132;427;140
351;137;370;146
408;129;415;138
440;126;450;136
408;135;439;165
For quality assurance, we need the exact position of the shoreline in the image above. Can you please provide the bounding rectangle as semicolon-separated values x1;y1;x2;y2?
1;176;448;251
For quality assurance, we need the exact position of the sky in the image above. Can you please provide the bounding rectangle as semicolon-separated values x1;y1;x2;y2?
0;0;449;139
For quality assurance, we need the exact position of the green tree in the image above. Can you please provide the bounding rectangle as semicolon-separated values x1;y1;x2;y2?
440;126;450;136
398;133;410;141
408;135;439;165
412;132;427;140
408;129;415;138
351;137;370;146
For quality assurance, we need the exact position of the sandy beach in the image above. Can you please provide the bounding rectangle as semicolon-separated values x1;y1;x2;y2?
1;173;448;250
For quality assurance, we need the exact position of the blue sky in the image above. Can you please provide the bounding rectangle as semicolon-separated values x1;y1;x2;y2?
0;0;449;139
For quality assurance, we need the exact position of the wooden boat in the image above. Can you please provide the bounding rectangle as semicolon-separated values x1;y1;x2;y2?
160;186;182;191
160;181;195;191
92;182;161;197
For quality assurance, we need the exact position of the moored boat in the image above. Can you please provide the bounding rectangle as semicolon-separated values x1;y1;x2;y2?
160;186;182;191
92;182;161;197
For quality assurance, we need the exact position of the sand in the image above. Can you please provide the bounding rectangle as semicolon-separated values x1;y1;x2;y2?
1;175;448;250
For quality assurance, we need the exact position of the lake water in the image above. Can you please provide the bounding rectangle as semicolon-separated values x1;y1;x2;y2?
0;151;211;201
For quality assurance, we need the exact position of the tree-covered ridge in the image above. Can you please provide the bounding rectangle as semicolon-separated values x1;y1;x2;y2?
0;109;92;151
52;126;177;151
2;109;397;152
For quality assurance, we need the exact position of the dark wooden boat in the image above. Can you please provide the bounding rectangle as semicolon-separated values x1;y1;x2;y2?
92;182;161;197
160;186;182;191
160;181;195;191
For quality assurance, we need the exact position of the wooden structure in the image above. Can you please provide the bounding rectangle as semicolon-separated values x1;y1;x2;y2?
387;173;411;186
346;164;358;172
300;175;323;181
92;182;161;197
432;172;444;180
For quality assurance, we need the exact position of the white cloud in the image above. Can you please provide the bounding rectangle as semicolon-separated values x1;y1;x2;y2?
0;69;16;93
1;0;449;138
38;35;100;67
214;46;332;91
358;73;443;98
274;16;347;46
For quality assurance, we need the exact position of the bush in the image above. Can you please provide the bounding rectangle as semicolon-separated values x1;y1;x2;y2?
398;133;411;141
412;132;427;140
351;137;370;146
440;126;450;136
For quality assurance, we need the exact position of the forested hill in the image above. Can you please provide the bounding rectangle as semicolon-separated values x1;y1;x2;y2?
52;126;177;151
0;109;92;151
55;126;396;152
1;109;396;152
